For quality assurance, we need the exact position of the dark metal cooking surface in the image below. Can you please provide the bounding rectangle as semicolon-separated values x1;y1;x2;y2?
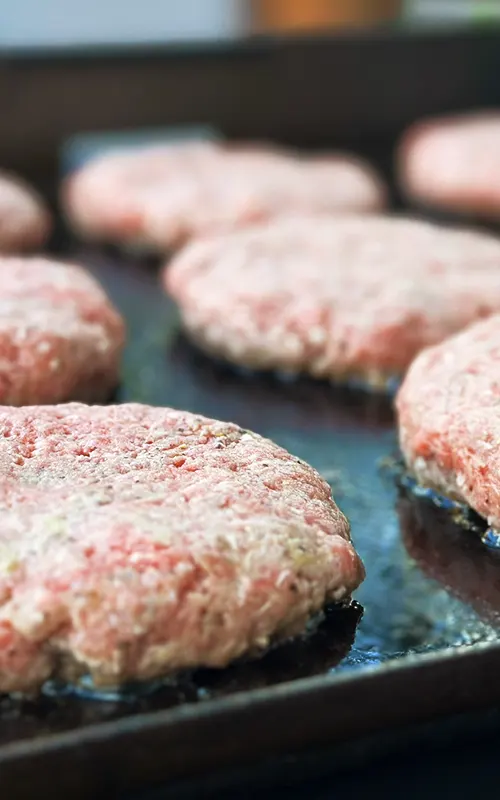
91;246;500;661
14;244;500;705
2;239;500;796
4;197;500;799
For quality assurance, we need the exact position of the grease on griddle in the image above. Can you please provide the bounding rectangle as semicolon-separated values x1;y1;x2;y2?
392;460;498;547
23;238;498;751
0;602;362;745
169;333;395;432
398;492;500;630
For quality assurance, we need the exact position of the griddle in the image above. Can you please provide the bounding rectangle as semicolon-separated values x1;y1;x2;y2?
2;25;500;800
2;242;500;798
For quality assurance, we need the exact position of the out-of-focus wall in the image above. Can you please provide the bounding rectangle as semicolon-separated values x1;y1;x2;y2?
252;0;401;31
0;0;248;46
406;0;500;20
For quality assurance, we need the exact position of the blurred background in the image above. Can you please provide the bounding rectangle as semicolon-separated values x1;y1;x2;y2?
2;0;500;178
1;0;500;47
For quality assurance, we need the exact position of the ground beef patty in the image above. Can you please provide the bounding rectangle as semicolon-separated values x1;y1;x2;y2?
62;142;385;250
397;314;500;533
0;257;124;405
0;403;364;693
165;215;500;387
398;111;500;218
0;172;50;252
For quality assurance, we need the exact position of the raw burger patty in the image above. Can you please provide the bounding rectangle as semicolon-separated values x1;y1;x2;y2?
0;172;50;252
165;215;500;387
0;257;124;405
397;314;500;533
398;111;500;218
62;141;386;250
0;403;364;693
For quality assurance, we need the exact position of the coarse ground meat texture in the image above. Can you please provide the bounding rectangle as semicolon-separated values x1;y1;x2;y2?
398;111;500;218
164;214;500;388
397;314;500;533
62;142;386;250
0;172;51;252
0;257;124;405
0;403;364;694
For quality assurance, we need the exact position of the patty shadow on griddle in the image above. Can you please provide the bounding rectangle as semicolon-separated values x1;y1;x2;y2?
67;239;164;273
168;333;394;432
398;491;500;628
399;200;500;237
0;602;362;747
195;601;362;697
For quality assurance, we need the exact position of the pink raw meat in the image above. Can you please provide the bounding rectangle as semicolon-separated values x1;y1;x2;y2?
398;313;500;532
165;214;500;387
0;257;124;405
0;171;51;252
0;403;364;693
62;142;386;250
398;111;500;218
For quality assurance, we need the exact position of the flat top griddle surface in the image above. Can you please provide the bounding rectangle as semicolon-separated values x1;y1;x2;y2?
2;225;500;800
90;245;500;657
2;239;498;747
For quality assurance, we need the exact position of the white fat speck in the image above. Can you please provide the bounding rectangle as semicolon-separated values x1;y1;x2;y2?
37;341;51;354
283;335;301;352
30;610;46;627
141;570;160;588
49;358;60;372
308;327;326;345
173;562;192;577
276;569;291;587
